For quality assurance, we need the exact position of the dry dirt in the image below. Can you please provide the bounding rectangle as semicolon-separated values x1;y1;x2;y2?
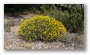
4;13;84;49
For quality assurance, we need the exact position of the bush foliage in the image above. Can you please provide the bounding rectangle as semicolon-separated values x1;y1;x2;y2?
17;15;67;41
39;4;84;33
4;4;84;33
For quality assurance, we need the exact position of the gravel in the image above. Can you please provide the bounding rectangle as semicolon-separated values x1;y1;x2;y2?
4;14;84;49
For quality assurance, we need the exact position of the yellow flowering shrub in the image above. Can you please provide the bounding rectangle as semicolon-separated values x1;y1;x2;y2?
17;15;67;41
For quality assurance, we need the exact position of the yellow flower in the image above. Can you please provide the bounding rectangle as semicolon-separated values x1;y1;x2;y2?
43;31;46;34
17;15;67;41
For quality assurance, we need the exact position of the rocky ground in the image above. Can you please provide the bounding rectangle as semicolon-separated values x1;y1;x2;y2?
4;13;84;49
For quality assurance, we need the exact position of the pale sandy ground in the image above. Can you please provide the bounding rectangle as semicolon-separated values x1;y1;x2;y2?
4;14;84;49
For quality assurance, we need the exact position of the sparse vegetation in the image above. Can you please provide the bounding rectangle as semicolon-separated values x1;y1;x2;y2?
4;42;8;49
4;18;15;32
4;4;84;49
4;4;84;33
4;26;10;32
61;33;84;49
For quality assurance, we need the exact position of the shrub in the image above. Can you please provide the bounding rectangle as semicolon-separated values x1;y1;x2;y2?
39;4;84;33
17;15;67;41
4;4;84;33
41;5;84;33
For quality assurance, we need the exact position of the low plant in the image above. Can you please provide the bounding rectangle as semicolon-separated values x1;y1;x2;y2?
61;33;84;49
4;18;15;32
17;15;67;41
4;42;8;49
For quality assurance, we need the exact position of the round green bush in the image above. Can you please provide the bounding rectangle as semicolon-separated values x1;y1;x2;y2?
17;15;67;41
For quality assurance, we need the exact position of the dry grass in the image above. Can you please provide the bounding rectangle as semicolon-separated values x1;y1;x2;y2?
61;33;84;49
4;18;15;32
4;14;84;49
